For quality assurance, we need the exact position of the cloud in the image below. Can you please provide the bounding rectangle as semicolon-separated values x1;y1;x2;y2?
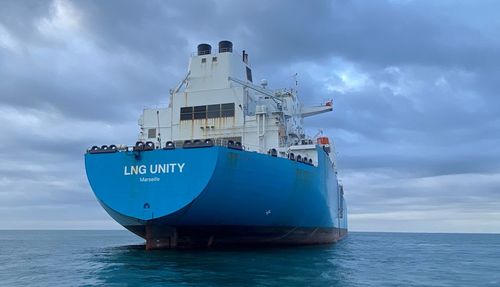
346;171;500;232
1;0;499;232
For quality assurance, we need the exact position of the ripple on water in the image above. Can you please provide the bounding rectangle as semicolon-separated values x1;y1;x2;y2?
0;231;499;287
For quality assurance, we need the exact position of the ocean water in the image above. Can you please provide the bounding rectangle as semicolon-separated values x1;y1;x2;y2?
0;231;498;286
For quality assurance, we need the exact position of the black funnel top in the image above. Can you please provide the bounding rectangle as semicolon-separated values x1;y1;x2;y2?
218;40;233;53
197;43;212;55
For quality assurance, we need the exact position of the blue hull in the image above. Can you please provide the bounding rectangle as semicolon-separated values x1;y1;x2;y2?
85;146;347;248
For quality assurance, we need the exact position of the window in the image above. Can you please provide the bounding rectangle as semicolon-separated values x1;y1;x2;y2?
193;105;207;119
201;58;206;63
180;107;193;120
212;56;217;62
180;103;234;120
148;128;156;138
221;103;235;117
246;67;253;82
207;104;221;118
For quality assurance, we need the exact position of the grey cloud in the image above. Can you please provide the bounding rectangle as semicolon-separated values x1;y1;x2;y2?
1;0;499;232
297;61;500;176
344;171;500;232
1;48;169;121
213;0;500;72
0;0;52;44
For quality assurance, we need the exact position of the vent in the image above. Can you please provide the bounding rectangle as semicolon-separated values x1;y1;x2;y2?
218;40;233;53
197;43;211;55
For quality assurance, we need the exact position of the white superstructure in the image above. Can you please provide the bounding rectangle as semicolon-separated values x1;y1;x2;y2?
138;41;334;166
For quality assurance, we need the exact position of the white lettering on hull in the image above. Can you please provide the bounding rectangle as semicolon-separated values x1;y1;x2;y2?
140;177;160;182
124;163;186;176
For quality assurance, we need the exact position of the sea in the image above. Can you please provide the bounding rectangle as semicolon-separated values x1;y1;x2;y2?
0;231;498;286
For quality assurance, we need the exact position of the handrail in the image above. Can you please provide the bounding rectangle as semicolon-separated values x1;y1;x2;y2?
87;139;248;153
86;140;318;167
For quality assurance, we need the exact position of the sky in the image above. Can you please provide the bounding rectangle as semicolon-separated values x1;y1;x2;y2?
1;0;499;233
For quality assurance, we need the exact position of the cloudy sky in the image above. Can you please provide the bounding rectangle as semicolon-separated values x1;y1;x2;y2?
1;0;499;233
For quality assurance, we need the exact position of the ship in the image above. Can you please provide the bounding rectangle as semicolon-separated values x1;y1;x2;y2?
84;41;348;249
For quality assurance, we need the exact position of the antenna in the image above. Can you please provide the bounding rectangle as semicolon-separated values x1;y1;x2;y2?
156;110;161;148
292;73;299;100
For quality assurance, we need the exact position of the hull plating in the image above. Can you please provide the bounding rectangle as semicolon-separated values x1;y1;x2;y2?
85;146;348;248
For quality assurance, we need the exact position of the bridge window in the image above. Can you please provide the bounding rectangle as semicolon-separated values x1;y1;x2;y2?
207;104;221;118
193;105;207;119
180;103;234;121
180;107;193;120
221;103;235;117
